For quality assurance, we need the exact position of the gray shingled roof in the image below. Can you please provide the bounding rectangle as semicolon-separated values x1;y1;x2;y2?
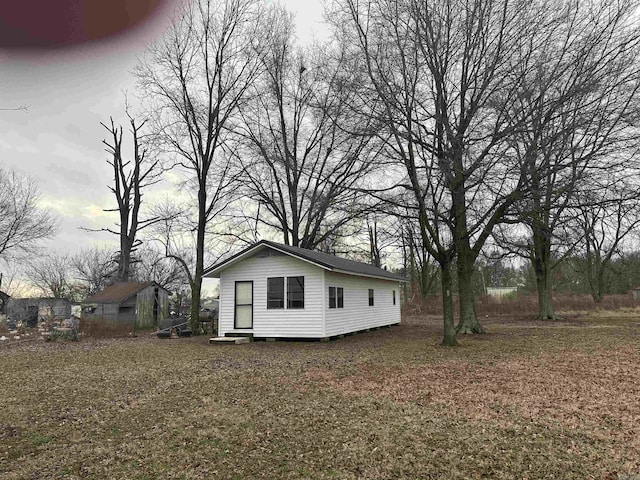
204;240;406;282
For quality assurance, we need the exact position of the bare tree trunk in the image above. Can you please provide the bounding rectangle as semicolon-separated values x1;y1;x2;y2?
532;235;557;320
457;246;485;333
118;235;133;282
453;176;485;334
441;261;458;346
190;188;207;333
534;263;556;320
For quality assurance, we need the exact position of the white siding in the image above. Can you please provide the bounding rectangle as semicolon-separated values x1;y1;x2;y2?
324;272;401;337
218;254;325;338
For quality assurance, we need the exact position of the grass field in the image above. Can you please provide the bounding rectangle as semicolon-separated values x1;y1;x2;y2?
0;311;639;479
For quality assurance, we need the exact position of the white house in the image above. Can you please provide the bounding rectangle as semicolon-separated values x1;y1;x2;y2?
203;240;405;339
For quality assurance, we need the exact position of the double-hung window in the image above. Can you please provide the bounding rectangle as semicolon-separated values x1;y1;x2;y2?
287;276;305;309
267;276;304;309
368;289;374;306
329;287;344;309
267;277;284;309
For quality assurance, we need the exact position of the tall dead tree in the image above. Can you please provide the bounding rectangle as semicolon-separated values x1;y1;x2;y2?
135;0;265;330
96;114;160;282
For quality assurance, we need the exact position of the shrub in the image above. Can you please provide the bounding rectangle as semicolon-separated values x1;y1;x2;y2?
79;318;133;338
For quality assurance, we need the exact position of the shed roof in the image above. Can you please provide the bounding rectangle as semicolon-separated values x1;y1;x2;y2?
204;240;406;282
84;282;163;305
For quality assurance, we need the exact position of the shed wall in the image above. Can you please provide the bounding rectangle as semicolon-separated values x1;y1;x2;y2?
83;303;120;322
324;272;401;337
219;254;325;338
135;285;169;328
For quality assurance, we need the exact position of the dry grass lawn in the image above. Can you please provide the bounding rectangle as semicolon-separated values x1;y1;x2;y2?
0;312;639;479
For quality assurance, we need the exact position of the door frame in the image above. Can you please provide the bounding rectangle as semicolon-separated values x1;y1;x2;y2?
234;281;253;329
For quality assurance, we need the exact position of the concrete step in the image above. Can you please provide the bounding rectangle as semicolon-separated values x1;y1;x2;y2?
209;336;250;345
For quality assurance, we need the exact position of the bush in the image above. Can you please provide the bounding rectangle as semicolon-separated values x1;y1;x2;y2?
47;327;79;342
79;318;133;338
402;292;639;317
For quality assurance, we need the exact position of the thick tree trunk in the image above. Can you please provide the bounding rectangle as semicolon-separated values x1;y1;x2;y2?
531;222;558;320
456;243;485;334
190;188;206;333
532;254;557;320
118;236;133;282
588;260;605;303
450;157;484;334
441;261;458;346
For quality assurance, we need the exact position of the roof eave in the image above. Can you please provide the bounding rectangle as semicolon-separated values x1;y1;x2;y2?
330;268;407;283
202;240;407;282
203;242;332;277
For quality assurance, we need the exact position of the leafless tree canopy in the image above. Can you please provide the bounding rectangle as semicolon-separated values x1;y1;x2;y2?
0;164;58;262
135;0;267;329
71;247;117;296
329;0;640;339
234;6;381;249
89;113;162;282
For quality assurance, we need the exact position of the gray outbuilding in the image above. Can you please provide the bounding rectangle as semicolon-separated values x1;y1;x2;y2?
82;282;169;329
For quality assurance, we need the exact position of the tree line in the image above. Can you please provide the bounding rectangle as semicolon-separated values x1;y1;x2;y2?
2;0;640;345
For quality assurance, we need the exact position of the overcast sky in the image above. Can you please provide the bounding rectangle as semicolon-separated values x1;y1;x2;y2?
0;0;327;291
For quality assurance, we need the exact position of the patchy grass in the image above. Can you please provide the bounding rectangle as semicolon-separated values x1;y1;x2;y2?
0;313;639;479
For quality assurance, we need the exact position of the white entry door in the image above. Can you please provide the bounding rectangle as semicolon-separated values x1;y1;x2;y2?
234;281;253;329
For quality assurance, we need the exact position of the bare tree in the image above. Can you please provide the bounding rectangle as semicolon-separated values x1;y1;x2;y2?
570;176;640;303
131;246;190;293
26;252;86;301
88;113;161;282
0;164;58;262
496;0;640;319
135;0;265;330
400;215;439;299
71;247;117;296
333;0;546;342
236;7;379;249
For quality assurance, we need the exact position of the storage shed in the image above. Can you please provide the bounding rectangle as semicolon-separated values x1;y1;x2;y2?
204;240;405;339
82;282;169;329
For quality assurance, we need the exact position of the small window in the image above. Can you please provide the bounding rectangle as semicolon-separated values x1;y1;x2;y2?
267;277;284;309
287;276;305;309
368;289;374;306
393;290;396;305
329;287;344;309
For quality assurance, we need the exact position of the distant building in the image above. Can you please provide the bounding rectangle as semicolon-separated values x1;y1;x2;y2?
82;282;169;329
486;286;518;299
6;298;73;327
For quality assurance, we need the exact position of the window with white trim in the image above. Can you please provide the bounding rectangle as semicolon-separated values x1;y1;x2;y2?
267;276;305;309
267;277;284;309
329;286;344;309
287;276;305;309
